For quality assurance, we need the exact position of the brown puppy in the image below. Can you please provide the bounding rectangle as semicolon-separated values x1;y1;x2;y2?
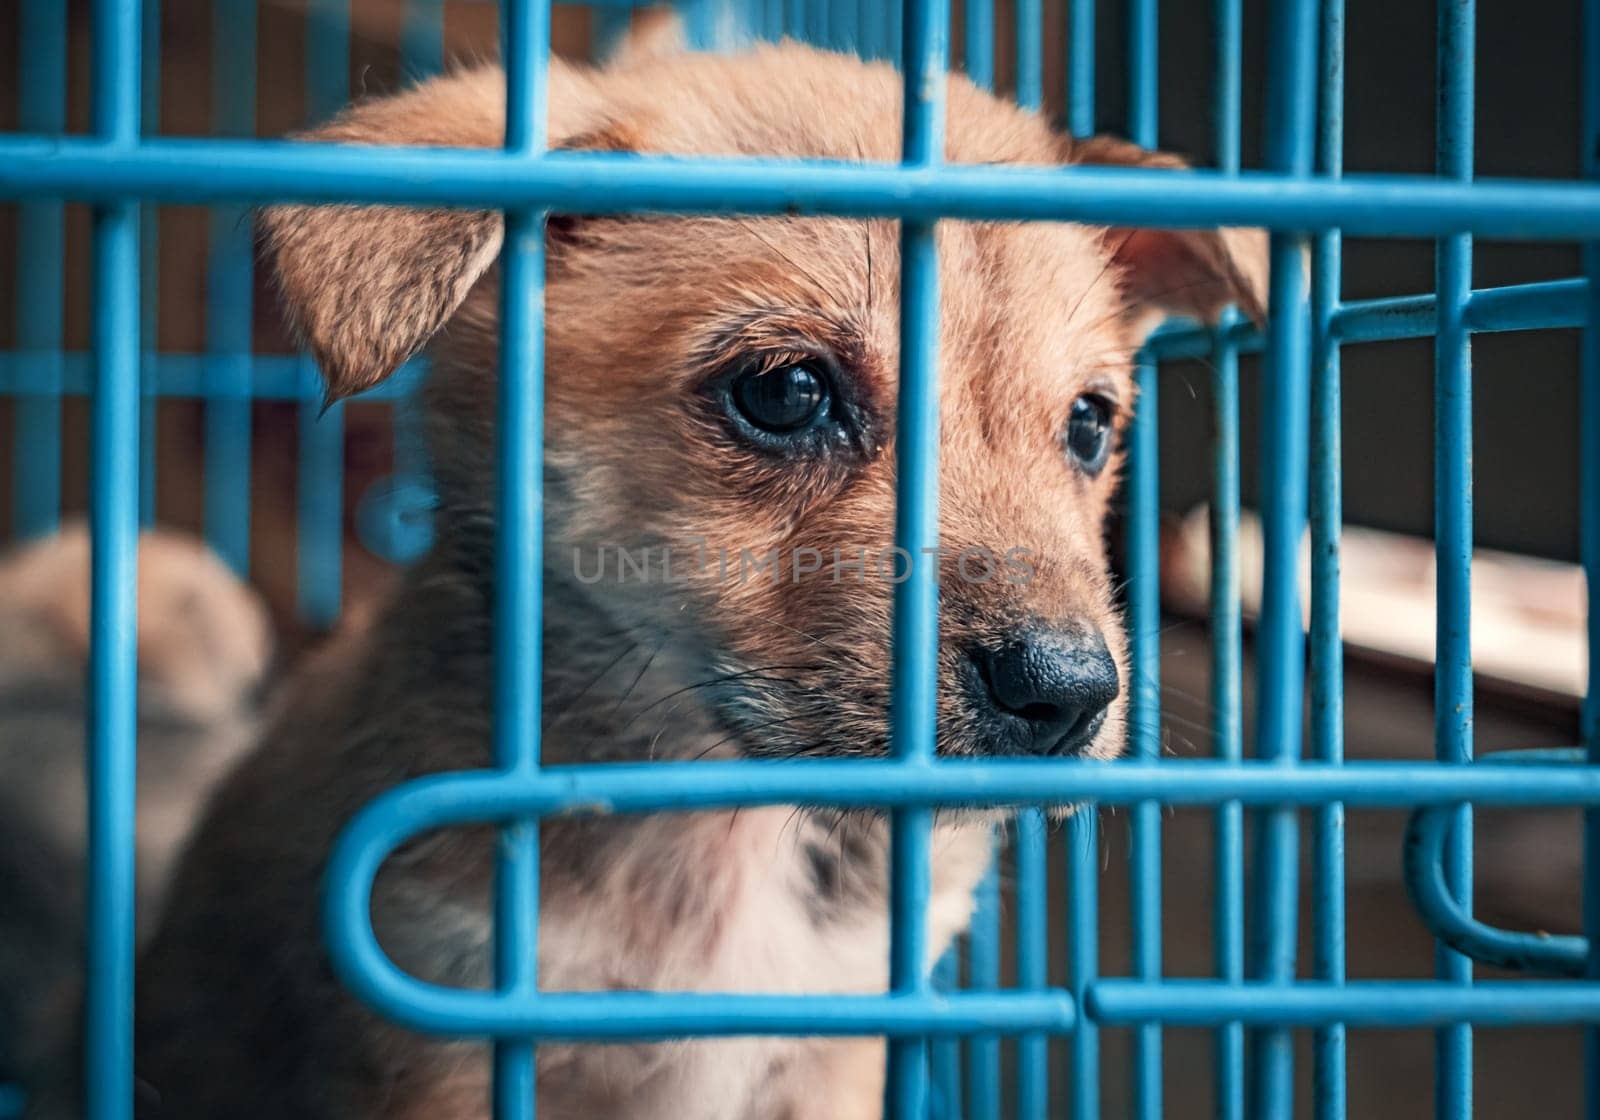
126;39;1265;1120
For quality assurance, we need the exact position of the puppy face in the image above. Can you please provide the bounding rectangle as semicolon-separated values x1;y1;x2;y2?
262;44;1266;765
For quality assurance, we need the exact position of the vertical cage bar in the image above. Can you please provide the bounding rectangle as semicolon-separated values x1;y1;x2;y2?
1434;3;1475;1117
857;0;883;61
809;0;828;48
494;2;550;1117
1586;163;1600;1120
591;5;633;59
296;0;352;628
889;0;904;70
1016;0;1042;109
403;0;445;76
1126;4;1160;1117
1015;811;1049;1119
965;0;993;90
1209;2;1244;1117
886;1;948;1114
86;0;143;1114
1067;0;1095;140
1584;5;1600;1118
680;0;721;49
295;376;344;627
1213;0;1241;173
388;0;447;565
1066;811;1098;1119
139;0;161;526
858;0;884;61
1128;349;1161;1120
12;0;67;540
1065;11;1098;1115
204;0;258;574
930;948;962;1119
1310;1;1347;1117
1208;320;1245;1120
832;0;857;53
1248;0;1317;1114
965;862;1001;1120
1127;0;1156;149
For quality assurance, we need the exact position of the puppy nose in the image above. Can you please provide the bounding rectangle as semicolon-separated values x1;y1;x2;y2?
970;626;1119;756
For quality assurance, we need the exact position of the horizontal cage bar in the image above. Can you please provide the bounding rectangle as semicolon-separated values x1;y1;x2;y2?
3;140;1600;238
1090;980;1600;1028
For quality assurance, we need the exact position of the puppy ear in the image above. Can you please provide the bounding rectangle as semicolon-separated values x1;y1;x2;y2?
261;203;502;404
1067;134;1270;329
259;64;638;404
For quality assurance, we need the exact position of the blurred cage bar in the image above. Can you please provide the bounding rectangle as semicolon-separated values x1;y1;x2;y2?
2;0;1600;1118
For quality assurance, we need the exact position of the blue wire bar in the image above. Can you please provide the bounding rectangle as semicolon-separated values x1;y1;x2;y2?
964;0;993;90
1015;0;1041;109
1066;810;1098;1120
9;142;1600;237
807;0;827;48
319;757;1600;819
1128;349;1162;1120
378;0;448;567
1209;311;1246;1120
591;4;633;58
0;273;1584;402
1009;11;1047;1111
1248;0;1317;1114
885;1;949;1113
1404;754;1589;977
929;949;962;1119
1585;3;1600;1114
1310;1;1347;1117
1062;15;1099;1113
1067;0;1094;141
139;0;161;526
11;0;67;539
1435;3;1476;1116
1210;2;1245;1116
1147;276;1591;361
964;862;1001;1120
854;0;881;61
86;2;143;1115
1090;981;1600;1027
294;0;352;628
405;0;446;75
1015;811;1048;1118
203;0;259;575
493;2;550;1114
831;0;856;54
1126;2;1160;1114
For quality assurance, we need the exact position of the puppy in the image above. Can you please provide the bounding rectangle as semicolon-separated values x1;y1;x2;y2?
0;524;272;1089
127;38;1265;1120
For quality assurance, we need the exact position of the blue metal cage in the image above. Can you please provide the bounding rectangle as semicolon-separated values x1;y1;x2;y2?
3;0;1600;1117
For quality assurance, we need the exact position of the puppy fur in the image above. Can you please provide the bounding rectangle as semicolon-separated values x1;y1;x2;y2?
123;39;1266;1120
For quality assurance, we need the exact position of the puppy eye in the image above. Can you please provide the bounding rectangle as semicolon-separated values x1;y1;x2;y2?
731;362;830;434
1064;394;1113;474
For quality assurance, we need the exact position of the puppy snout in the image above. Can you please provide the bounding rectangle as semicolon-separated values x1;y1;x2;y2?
967;625;1119;757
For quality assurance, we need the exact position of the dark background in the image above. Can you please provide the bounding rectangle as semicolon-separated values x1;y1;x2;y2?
1087;0;1586;562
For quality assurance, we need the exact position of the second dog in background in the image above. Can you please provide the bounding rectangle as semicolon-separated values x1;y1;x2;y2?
0;524;272;1090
